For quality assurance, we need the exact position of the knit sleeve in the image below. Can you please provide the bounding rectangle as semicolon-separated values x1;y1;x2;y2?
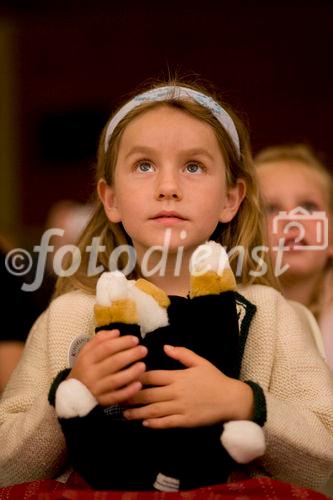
259;293;333;492
0;311;67;487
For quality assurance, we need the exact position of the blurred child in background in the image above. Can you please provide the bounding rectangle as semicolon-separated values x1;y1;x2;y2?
255;144;333;369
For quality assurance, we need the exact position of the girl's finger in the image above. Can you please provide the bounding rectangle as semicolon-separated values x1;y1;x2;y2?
97;344;147;376
123;401;176;421
80;329;120;355
98;380;142;407
125;385;172;406
142;414;183;429
87;334;141;363
164;345;205;367
95;361;146;395
139;370;175;386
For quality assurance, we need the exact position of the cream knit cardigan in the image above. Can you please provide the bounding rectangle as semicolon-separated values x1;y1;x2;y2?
0;284;332;491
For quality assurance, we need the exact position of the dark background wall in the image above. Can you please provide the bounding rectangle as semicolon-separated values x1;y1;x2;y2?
1;0;332;246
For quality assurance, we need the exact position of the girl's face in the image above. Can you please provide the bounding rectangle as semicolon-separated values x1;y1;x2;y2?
257;160;333;278
99;106;245;260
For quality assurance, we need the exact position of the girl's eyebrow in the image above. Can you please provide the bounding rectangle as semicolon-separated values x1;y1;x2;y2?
124;146;215;161
124;146;156;160
182;148;215;161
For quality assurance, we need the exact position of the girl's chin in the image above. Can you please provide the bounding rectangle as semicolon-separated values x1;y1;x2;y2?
136;236;205;252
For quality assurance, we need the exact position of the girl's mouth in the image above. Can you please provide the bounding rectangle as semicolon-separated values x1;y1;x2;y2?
151;211;187;224
282;236;307;250
152;211;186;219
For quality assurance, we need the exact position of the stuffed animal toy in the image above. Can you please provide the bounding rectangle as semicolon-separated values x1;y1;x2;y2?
50;241;265;491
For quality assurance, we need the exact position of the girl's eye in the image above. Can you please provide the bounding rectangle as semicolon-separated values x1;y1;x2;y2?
264;203;280;215
185;163;205;174
136;161;155;173
300;201;320;213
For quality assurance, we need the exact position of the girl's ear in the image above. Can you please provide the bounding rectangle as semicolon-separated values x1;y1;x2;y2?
219;179;246;223
327;213;333;258
97;179;122;223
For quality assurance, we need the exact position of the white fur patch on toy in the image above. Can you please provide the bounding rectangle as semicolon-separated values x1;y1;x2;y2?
95;271;169;338
96;271;130;306
220;420;266;464
129;282;169;337
55;378;98;418
190;241;230;276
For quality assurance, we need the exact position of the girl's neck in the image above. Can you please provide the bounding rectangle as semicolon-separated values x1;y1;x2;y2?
138;251;192;297
148;273;190;297
280;272;322;308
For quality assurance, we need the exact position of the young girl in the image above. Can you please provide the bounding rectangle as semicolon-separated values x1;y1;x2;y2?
255;144;333;370
0;82;332;493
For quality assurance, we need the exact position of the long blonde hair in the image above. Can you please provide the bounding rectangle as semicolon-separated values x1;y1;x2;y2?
55;79;278;297
255;143;333;318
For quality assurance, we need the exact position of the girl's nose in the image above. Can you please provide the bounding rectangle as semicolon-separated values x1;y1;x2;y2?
155;171;183;200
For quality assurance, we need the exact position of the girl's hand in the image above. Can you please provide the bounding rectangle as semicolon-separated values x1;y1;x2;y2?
68;329;147;407
123;345;254;429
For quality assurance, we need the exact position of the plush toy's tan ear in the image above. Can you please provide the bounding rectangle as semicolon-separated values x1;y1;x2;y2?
94;271;139;327
190;269;236;298
94;301;138;327
135;279;171;309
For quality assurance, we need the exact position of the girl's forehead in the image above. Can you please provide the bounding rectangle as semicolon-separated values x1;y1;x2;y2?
117;105;222;153
122;105;214;135
258;160;332;208
259;160;326;190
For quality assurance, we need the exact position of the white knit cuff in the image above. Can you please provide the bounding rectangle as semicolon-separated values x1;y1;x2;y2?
55;378;98;419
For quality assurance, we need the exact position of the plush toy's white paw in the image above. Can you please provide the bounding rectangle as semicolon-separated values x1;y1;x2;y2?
96;271;130;306
55;378;98;418
190;241;229;276
221;420;266;464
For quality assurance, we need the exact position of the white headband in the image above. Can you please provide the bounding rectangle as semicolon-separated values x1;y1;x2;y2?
104;86;240;157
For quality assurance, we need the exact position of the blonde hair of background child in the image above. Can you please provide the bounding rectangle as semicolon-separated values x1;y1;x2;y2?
255;143;333;318
55;79;278;297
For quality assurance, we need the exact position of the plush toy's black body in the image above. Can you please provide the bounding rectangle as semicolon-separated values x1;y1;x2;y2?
58;292;241;490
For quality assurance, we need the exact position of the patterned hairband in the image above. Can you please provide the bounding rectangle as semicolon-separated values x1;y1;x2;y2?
104;86;240;156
